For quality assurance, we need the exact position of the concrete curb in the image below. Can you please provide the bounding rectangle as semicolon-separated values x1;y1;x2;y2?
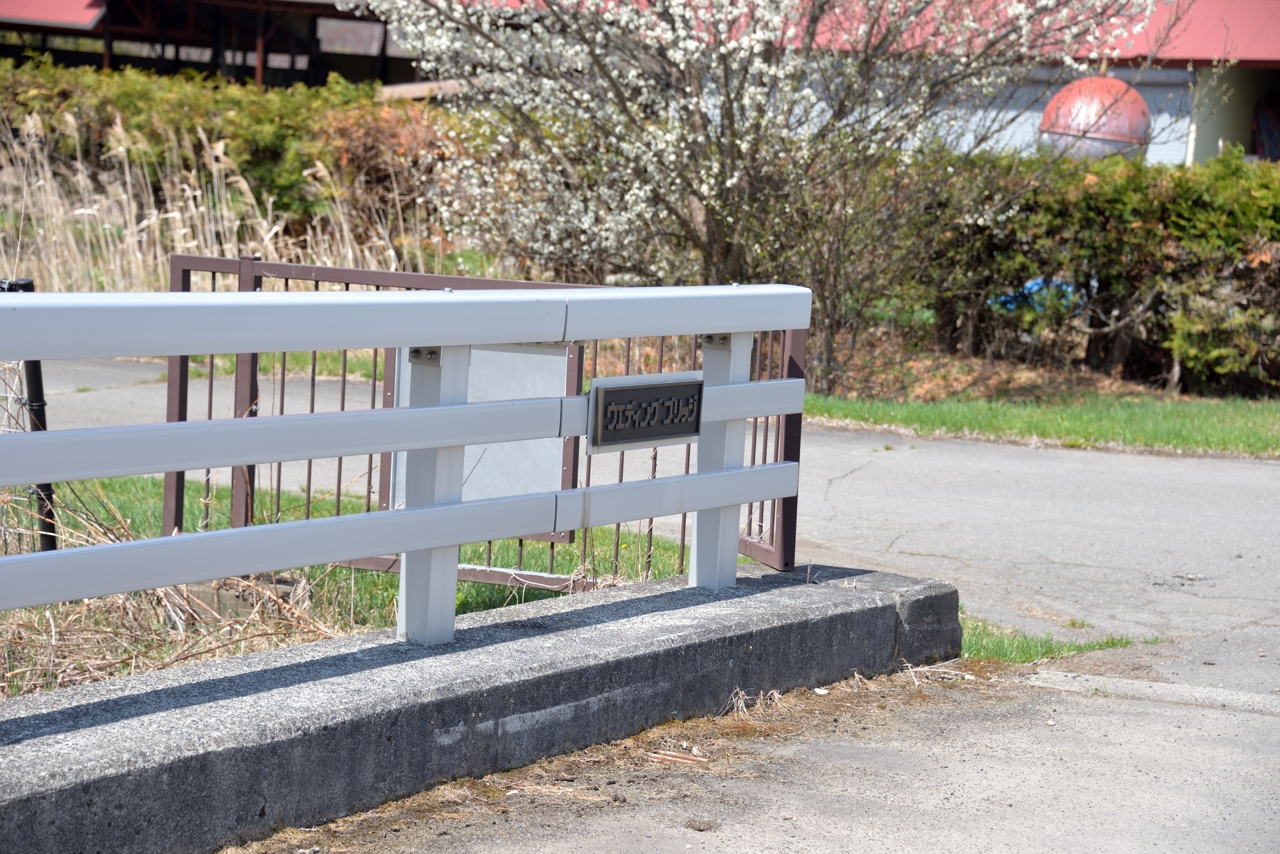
0;565;959;854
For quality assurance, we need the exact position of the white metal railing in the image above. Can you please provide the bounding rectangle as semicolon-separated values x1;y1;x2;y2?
0;285;811;644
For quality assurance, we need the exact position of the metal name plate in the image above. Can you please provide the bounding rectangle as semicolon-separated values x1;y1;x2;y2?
588;374;702;453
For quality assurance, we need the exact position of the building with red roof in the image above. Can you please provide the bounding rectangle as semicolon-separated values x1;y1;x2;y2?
0;0;420;86
1103;0;1280;162
1;0;1276;162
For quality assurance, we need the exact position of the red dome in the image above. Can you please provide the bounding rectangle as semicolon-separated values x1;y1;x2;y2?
1039;76;1151;157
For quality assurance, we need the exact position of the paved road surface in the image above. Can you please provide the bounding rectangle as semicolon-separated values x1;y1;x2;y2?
793;426;1280;695
22;359;1280;852
230;664;1278;854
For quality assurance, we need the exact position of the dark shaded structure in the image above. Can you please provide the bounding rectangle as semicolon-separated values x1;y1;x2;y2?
0;0;421;86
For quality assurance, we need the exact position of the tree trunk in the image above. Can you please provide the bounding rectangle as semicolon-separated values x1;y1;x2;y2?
960;299;982;357
933;295;959;354
1166;357;1182;393
818;313;838;395
1084;327;1107;371
1106;330;1132;379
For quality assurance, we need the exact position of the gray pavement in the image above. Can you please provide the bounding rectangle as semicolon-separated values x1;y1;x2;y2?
463;684;1280;854
21;359;1280;852
226;666;1280;854
792;426;1280;696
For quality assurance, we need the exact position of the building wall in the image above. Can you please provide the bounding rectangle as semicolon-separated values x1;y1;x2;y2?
1188;66;1280;162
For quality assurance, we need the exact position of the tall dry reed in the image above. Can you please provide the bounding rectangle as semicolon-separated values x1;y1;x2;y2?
0;111;486;697
0;111;504;292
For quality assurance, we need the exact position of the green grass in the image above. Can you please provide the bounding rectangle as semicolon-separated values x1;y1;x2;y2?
961;614;1131;664
32;475;690;630
805;393;1280;456
188;350;385;382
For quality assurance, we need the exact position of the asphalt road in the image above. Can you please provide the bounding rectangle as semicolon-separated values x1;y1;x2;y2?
793;425;1280;695
22;359;1280;852
228;661;1280;854
450;684;1280;854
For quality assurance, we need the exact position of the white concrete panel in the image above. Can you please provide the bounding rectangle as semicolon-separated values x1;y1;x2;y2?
462;344;568;501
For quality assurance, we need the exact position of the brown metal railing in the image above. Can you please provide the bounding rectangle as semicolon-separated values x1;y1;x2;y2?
161;254;804;590
738;329;805;571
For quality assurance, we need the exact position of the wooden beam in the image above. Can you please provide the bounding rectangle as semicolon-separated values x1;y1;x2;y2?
102;0;112;69
254;0;264;86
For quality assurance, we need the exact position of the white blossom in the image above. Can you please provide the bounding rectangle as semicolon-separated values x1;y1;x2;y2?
348;0;1161;283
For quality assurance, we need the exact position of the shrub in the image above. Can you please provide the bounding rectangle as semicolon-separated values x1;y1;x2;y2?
0;56;482;289
926;148;1280;394
0;55;376;216
4;56;1278;392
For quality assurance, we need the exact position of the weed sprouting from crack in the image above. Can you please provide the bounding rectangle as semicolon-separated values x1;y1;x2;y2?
720;686;789;719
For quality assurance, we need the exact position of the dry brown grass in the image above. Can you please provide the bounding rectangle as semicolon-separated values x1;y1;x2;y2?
1;577;334;697
0;361;27;559
0;112;508;294
1;355;349;698
836;329;1160;404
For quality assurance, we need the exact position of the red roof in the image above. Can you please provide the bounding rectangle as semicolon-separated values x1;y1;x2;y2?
1112;0;1280;66
0;0;105;31
1;0;1276;67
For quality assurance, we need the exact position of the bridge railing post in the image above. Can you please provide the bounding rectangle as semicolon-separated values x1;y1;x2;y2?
397;344;471;643
689;330;753;589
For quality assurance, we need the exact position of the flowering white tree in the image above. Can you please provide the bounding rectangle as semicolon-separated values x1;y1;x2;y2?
356;0;1161;286
354;0;1178;390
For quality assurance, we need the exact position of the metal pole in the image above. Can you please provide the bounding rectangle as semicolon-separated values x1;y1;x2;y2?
162;257;191;537
772;329;805;570
231;255;261;529
1;277;56;551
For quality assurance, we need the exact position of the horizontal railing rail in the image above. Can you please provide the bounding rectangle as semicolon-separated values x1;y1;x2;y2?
0;285;811;644
159;255;806;584
0;382;804;488
0;465;798;614
0;288;806;360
